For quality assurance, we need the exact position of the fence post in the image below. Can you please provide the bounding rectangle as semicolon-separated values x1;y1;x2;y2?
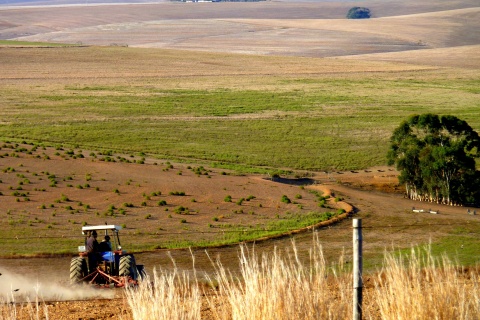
353;218;363;320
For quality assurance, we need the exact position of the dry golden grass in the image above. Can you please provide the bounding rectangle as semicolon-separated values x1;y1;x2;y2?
123;240;480;319
371;247;480;319
125;263;201;320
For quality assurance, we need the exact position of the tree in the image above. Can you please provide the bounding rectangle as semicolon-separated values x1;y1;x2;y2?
346;7;371;19
387;114;480;206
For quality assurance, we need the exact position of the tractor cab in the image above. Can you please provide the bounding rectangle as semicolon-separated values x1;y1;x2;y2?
79;225;124;262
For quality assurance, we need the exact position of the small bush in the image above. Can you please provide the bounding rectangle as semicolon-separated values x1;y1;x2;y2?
347;7;371;19
174;206;188;214
158;200;167;206
281;195;291;204
224;195;232;202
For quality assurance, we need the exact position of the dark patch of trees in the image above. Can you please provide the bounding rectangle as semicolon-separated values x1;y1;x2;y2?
346;7;371;19
387;114;480;206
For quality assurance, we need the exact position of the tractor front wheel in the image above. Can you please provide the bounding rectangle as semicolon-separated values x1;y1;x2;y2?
70;257;88;284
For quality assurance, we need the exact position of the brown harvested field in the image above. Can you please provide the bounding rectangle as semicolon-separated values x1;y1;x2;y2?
0;0;479;62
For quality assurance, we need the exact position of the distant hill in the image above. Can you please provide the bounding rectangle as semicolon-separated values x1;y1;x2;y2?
0;0;478;64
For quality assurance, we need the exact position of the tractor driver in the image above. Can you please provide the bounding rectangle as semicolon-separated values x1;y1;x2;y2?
86;230;99;272
98;235;112;251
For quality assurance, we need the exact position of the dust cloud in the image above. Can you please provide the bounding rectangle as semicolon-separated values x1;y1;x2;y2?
0;268;113;302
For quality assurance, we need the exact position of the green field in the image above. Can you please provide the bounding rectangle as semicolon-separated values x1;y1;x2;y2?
1;46;479;172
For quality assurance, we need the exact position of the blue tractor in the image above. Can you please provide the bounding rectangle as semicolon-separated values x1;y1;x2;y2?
70;225;145;287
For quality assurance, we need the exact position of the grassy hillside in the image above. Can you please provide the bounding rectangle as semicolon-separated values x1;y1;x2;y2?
0;46;478;172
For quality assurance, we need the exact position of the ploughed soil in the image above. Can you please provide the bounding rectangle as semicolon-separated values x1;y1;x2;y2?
1;142;479;319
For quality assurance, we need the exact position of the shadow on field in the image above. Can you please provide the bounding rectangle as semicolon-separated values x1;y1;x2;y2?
266;177;316;186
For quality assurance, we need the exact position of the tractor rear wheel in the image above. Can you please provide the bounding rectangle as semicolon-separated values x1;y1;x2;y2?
70;257;88;284
119;255;138;280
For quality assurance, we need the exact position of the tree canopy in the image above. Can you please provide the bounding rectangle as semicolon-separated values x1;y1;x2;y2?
346;7;371;19
387;114;480;206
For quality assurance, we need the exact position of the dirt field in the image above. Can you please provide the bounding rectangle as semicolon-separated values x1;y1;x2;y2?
2;144;480;319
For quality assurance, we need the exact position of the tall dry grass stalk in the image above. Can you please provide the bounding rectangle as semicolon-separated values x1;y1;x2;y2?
125;241;480;320
206;239;351;320
371;245;480;320
0;287;49;320
125;257;201;320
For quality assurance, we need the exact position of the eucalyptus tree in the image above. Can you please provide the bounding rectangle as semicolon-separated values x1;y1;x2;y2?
387;114;480;206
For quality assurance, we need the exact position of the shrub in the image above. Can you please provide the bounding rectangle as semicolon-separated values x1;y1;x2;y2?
224;195;232;202
281;195;291;204
174;206;188;214
158;200;167;206
347;7;371;19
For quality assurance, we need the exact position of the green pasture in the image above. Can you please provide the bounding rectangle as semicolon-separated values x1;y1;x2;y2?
1;70;479;172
